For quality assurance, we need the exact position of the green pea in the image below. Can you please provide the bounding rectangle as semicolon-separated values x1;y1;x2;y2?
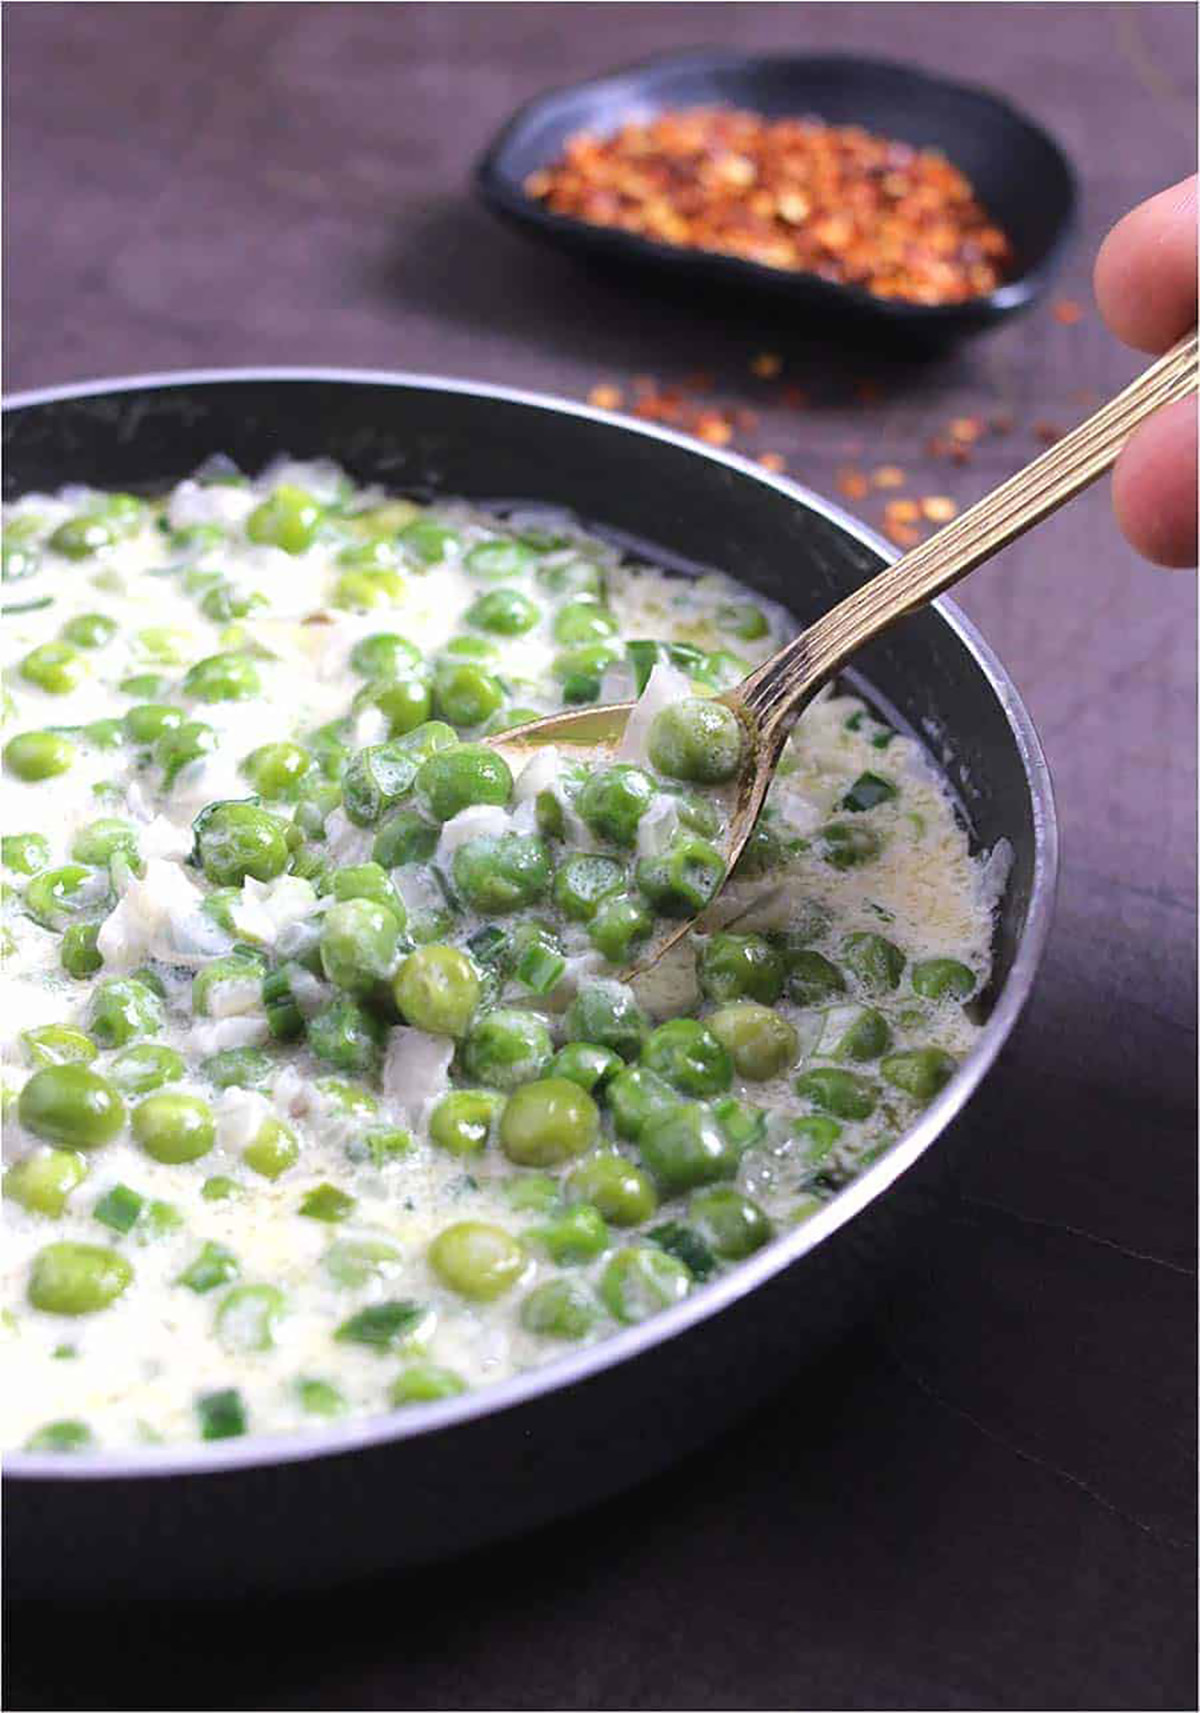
28;1241;132;1315
372;807;438;868
216;1283;285;1352
70;818;138;868
24;864;105;931
245;484;323;553
61;611;117;649
587;893;653;964
243;1117;299;1179
296;1377;348;1417
537;555;604;597
414;743;512;822
787;949;846;1006
551;642;621;704
132;1092;215;1163
636;834;727;916
550;1042;622;1097
429;1221;525;1300
826;1006;891;1062
191;953;264;1018
87;978;163;1049
647;698;742;784
19;1064;124;1149
880;1048;957;1103
432;661;503;729
466;588;541;635
60;923;103;979
638;1102;738;1194
195;801;289;885
183;652;261;703
600;1246;690;1323
453;833;551;914
565;1151;657;1225
794;1067;877;1120
642;1019;733;1098
520;1278;598;1340
201;1175;243;1202
350;632;424;678
393;943;481;1036
368;674;435;737
391;1363;467;1404
4;729;76;780
563;983;650;1063
332;568;406;611
675;791;723;838
239;740;313;801
842;771;898;813
706;1003;798;1082
324;1237;403;1288
649;1220;717;1280
552;853;625;922
574;764;653;847
4;1148;88;1217
464;537;533;580
299;1183;356;1222
817;822;882;870
24;1419;95;1453
429;1088;503;1155
3;831;50;875
341;742;419;826
712;1096;768;1154
2;515;42;581
842;932;906;994
20;640;86;694
689;1187;772;1258
399;517;460;565
605;1066;681;1141
20;1025;97;1068
155;719;217;786
308;996;385;1075
553;601;618;645
319;898;402;995
461;1009;553;1090
790;1115;842;1162
530;1202;608;1265
499;1078;600;1167
912;958;976;1000
698;933;784;1004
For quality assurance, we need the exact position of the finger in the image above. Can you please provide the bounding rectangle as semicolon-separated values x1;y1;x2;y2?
1093;177;1198;354
1111;397;1198;568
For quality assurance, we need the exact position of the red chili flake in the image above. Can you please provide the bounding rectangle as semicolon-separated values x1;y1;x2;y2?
1034;420;1064;445
921;495;958;522
884;498;921;524
990;411;1014;435
1052;298;1084;325
758;452;787;473
696;414;733;446
750;351;783;379
884;520;922;548
587;383;623;411
732;408;759;432
782;385;809;409
525;108;1014;305
836;466;870;500
872;465;906;489
949;416;983;444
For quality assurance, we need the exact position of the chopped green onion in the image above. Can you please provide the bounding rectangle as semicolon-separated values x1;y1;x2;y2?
92;1183;144;1235
334;1299;425;1350
196;1388;247;1440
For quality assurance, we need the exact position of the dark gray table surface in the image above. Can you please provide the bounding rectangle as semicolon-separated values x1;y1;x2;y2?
4;5;1196;1709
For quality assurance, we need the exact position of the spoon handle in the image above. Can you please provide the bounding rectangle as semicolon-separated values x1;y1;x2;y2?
738;330;1198;740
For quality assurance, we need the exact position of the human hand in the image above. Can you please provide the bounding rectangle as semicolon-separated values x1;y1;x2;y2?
1093;176;1197;568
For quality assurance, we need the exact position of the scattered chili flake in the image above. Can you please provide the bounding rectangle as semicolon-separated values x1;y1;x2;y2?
750;351;783;379
1034;420;1064;445
884;498;921;524
1052;298;1084;325
837;466;870;500
921;495;958;522
695;414;733;446
587;383;623;411
949;416;983;444
525;108;1015;304
758;452;787;473
872;465;906;489
884;520;922;548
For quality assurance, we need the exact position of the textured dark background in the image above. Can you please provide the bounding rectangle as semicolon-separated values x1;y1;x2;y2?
3;4;1197;1710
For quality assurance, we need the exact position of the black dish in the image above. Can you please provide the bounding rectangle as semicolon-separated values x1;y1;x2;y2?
475;50;1077;347
2;369;1057;1599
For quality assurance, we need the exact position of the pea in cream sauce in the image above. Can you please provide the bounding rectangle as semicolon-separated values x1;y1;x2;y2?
1;462;1000;1451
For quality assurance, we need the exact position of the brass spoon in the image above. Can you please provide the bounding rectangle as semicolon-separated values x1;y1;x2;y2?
489;331;1198;971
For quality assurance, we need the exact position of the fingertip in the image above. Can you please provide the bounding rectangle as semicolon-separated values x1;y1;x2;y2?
1111;398;1198;568
1093;176;1198;354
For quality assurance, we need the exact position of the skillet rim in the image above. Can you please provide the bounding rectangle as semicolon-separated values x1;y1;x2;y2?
1;366;1059;1481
